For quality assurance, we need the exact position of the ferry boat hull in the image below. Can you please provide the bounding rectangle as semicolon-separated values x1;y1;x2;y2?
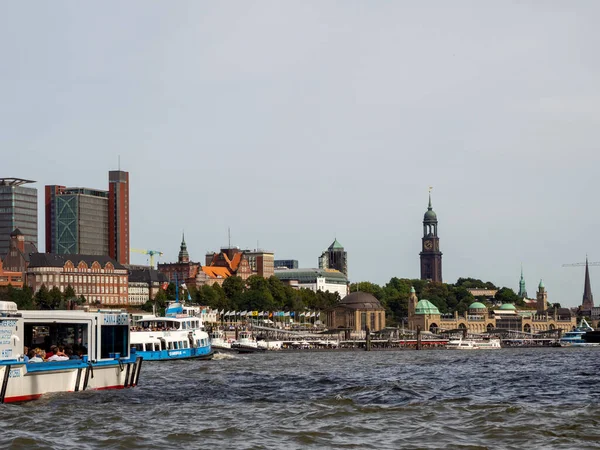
0;357;142;403
0;302;142;404
135;347;213;361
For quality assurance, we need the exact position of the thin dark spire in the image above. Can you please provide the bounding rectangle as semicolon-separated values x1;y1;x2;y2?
582;256;594;310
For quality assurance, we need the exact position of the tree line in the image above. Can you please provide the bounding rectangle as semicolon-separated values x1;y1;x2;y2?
144;275;341;315
0;284;86;310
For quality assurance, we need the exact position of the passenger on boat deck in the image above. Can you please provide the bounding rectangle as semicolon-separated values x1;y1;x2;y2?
65;347;80;360
46;345;58;358
22;346;29;363
28;349;43;363
47;346;69;361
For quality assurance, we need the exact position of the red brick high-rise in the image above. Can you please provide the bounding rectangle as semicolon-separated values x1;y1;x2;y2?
109;170;129;265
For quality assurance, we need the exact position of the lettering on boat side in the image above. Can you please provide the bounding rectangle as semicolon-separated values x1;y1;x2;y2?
9;368;21;378
168;351;184;356
103;315;129;326
0;320;18;345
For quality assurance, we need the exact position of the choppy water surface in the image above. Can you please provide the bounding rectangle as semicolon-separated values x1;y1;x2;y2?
3;348;600;449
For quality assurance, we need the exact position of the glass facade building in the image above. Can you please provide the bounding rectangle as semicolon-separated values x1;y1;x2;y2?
46;186;109;256
0;178;38;257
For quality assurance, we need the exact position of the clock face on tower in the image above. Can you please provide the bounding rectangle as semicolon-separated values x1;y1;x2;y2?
424;240;433;250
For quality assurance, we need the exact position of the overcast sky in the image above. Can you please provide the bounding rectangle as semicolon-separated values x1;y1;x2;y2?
2;2;599;307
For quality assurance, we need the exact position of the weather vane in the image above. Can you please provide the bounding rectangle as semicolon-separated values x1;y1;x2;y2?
429;186;433;193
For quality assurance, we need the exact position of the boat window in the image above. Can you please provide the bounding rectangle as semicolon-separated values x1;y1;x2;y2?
100;325;128;359
24;323;89;352
182;341;188;349
144;343;153;351
133;344;144;352
160;340;166;351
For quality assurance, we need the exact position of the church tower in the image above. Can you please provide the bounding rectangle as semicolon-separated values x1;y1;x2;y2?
536;279;548;314
582;257;594;311
419;191;442;282
178;233;190;264
518;265;528;298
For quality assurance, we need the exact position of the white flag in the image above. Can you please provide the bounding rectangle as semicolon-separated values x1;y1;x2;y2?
180;283;187;290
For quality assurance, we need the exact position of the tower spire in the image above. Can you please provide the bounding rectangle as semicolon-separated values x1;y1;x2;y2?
582;255;594;311
518;264;527;298
428;186;433;210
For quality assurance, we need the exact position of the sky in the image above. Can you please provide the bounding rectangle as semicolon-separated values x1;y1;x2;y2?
1;2;599;307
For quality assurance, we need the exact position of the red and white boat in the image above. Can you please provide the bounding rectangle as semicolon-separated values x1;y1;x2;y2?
0;301;142;403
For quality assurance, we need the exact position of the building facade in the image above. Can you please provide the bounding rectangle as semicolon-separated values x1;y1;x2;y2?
407;283;576;334
45;186;109;256
319;239;348;277
45;170;129;264
108;170;130;265
0;178;37;258
420;192;442;282
275;259;298;270
2;229;34;274
274;268;349;297
0;256;24;288
127;266;169;305
158;235;201;284
27;253;129;305
325;291;386;332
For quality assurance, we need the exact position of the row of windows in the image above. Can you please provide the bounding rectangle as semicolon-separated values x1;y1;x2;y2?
36;274;127;284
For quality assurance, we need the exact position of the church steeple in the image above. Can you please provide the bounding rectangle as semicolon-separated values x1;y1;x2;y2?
518;265;528;298
420;188;442;283
178;232;189;263
582;256;594;311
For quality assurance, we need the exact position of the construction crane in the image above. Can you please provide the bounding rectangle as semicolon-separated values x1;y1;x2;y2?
562;261;600;267
130;248;164;268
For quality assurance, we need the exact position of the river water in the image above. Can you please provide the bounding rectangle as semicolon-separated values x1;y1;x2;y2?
2;347;600;449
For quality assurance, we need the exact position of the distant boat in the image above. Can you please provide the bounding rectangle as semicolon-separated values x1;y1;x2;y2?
130;302;213;361
231;331;266;354
446;337;501;350
559;319;599;347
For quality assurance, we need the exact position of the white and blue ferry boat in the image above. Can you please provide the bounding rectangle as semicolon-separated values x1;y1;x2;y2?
130;301;213;361
0;301;142;403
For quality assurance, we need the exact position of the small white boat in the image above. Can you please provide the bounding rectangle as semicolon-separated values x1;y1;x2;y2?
209;329;236;353
446;339;478;350
231;331;265;353
446;337;501;350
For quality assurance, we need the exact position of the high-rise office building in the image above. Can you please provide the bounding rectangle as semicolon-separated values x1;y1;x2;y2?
0;178;38;257
45;170;129;264
109;170;129;265
45;186;109;255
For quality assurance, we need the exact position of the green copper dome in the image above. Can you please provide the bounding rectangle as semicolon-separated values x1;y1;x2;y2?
468;302;487;310
410;286;416;293
415;299;440;315
423;192;437;222
499;303;517;310
539;279;545;289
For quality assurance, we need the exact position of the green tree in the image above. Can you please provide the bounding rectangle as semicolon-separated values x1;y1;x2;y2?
64;284;76;300
349;281;384;300
494;287;520;305
241;276;275;311
35;284;52;310
222;276;245;308
266;276;288;309
166;283;176;300
48;287;64;310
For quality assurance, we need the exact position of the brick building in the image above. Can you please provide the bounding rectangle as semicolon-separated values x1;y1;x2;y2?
27;253;129;305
